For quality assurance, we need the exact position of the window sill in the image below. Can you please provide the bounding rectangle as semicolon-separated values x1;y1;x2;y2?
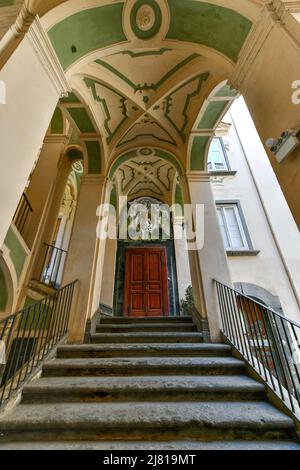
210;171;237;177
226;250;260;257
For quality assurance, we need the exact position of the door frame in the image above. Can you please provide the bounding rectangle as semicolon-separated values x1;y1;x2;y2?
113;240;180;317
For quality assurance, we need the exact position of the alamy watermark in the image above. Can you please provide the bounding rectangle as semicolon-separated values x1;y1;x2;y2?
95;197;205;251
0;80;6;105
292;80;300;105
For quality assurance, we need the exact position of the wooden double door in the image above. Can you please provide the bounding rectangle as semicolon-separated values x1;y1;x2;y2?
124;247;170;317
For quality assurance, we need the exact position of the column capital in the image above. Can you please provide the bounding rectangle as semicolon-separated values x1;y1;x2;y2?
185;171;211;183
264;0;300;21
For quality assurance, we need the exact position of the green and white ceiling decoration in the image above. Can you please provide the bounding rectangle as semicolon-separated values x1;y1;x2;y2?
59;91;103;174
189;82;238;171
43;0;253;175
109;147;182;204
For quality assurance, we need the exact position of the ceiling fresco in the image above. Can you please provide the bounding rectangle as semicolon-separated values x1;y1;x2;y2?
2;0;266;175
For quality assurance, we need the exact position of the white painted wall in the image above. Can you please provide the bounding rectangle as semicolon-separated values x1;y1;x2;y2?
211;97;300;322
0;23;68;249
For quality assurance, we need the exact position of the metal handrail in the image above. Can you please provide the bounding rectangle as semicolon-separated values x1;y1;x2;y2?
13;193;33;235
39;243;68;288
0;281;77;408
215;280;300;418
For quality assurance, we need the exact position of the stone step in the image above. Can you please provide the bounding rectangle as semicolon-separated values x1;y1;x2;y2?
1;440;300;450
91;332;203;344
99;316;193;324
42;357;246;377
57;343;232;359
96;323;197;333
0;401;295;442
22;375;266;404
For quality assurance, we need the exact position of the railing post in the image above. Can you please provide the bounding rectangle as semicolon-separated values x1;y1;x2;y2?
66;280;80;344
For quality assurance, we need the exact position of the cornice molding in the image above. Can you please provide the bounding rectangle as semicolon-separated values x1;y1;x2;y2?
44;135;68;144
230;1;300;90
81;175;106;186
27;16;70;97
229;10;274;90
185;172;211;183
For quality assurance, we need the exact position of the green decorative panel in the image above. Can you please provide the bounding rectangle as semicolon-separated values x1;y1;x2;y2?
167;0;252;63
164;73;209;142
197;101;228;130
0;0;15;6
130;0;162;40
109;150;137;179
48;3;127;70
121;49;171;58
216;84;237;98
118;118;176;147
190;135;211;171
95;54;200;93
67;148;83;162
67;108;96;133
0;266;8;311
84;77;129;144
50;107;63;134
4;228;27;280
175;184;184;216
110;186;117;209
109;148;182;179
68;130;81;146
85;141;102;174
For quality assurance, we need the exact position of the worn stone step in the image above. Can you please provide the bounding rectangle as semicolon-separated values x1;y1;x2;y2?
42;357;246;377
99;316;193;324
1;440;300;450
91;332;203;344
22;375;266;403
0;401;295;442
96;323;197;333
57;343;232;359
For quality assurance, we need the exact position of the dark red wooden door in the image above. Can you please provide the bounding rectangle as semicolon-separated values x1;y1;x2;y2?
124;248;170;317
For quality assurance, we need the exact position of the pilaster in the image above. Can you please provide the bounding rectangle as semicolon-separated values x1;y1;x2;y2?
185;171;232;342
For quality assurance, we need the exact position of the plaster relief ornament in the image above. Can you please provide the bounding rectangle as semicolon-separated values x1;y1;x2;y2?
128;0;163;40
136;4;155;31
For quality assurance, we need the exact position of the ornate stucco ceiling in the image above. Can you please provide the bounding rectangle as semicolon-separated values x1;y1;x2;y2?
113;147;181;204
1;0;266;174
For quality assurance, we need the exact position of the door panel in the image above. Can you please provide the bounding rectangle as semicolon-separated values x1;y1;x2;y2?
124;247;169;317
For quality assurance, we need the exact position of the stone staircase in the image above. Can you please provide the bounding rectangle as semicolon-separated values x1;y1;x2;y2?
0;315;299;450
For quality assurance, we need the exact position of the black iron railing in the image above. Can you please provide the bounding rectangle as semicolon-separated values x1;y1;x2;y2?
39;243;68;288
215;280;300;418
0;281;77;408
13;193;33;235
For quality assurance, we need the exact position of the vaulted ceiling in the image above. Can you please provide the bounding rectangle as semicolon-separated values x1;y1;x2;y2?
2;0;266;174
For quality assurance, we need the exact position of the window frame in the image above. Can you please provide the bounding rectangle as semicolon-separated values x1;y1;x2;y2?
207;137;231;172
216;200;254;252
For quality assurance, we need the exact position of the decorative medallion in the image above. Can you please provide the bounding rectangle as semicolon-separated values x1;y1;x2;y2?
130;0;162;40
136;5;156;31
139;148;153;156
124;0;170;42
